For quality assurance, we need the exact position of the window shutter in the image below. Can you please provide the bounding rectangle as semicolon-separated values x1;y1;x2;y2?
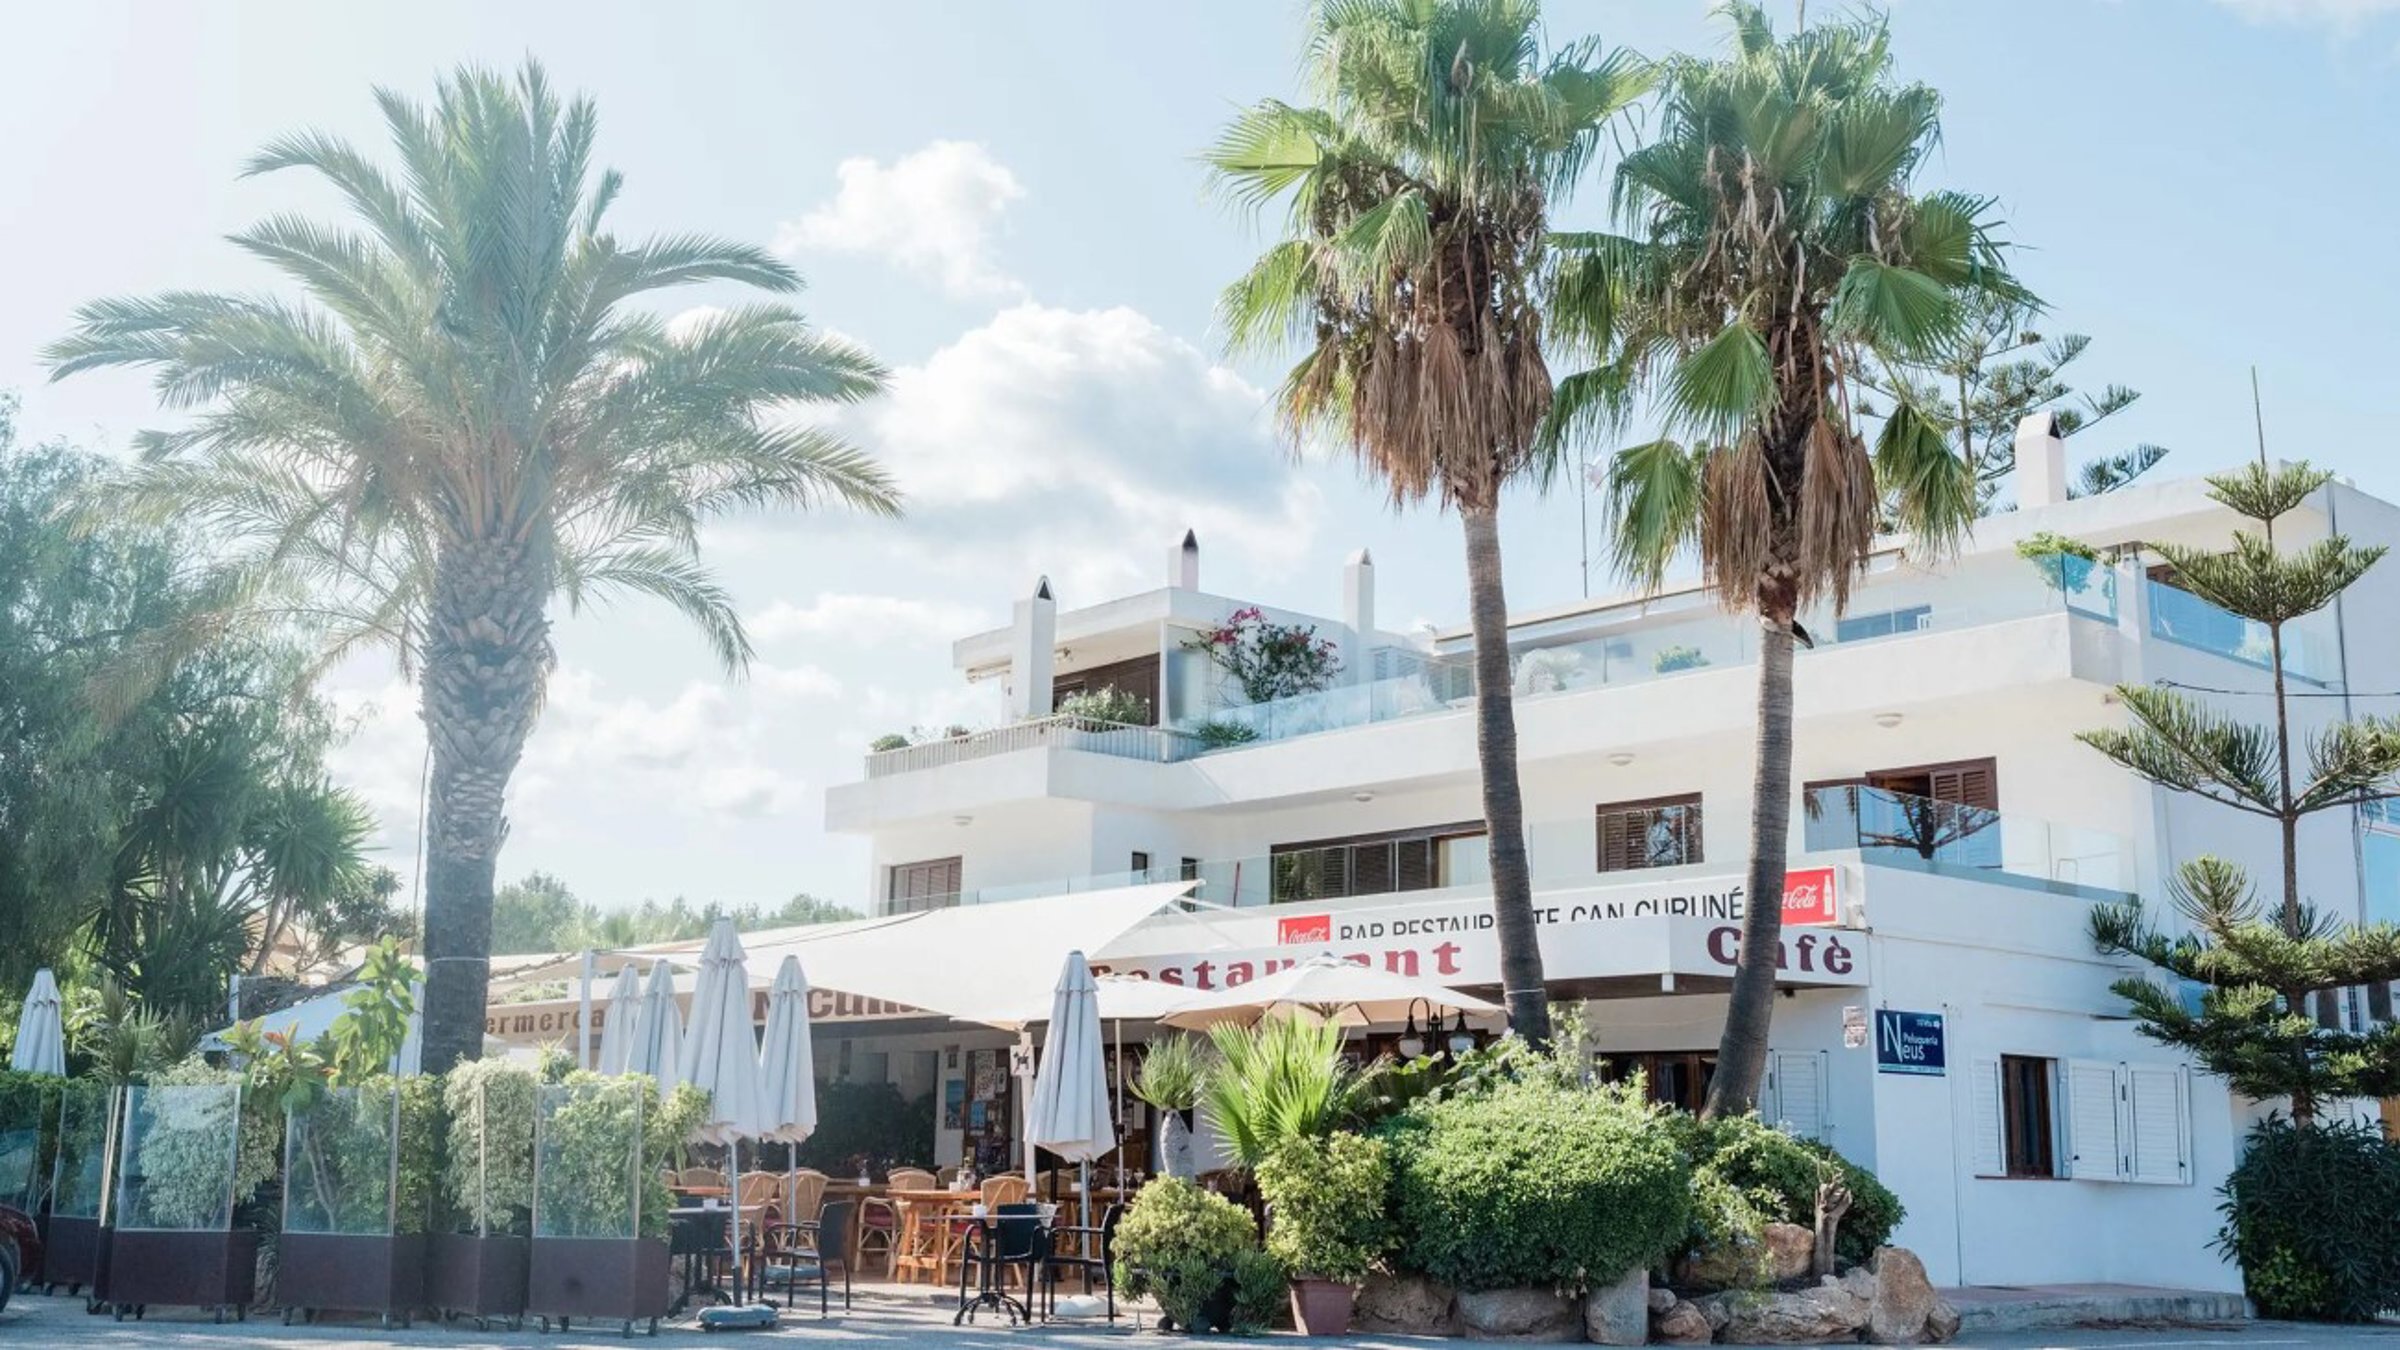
1393;839;1433;892
1927;760;1999;811
1968;1058;2005;1177
1763;1051;1827;1142
2125;1066;2191;1186
1598;810;1632;871
2065;1060;2125;1181
1354;842;1397;896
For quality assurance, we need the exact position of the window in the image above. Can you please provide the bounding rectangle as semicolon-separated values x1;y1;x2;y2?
1973;1056;2190;1184
1597;794;1702;872
1270;822;1486;902
1052;654;1162;725
1179;857;1201;882
1834;605;1932;643
1130;851;1152;878
2366;800;2400;928
887;856;962;914
1999;1055;2060;1178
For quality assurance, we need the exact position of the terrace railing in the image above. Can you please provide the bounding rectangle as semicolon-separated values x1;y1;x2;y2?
2144;579;2335;683
1801;784;2129;892
863;715;1200;779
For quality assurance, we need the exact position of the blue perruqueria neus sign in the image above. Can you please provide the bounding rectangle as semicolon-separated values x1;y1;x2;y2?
1875;1009;1946;1076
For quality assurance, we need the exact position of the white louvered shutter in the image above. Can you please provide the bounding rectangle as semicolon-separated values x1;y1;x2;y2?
2125;1065;2191;1185
1765;1051;1828;1142
2066;1059;2125;1182
1968;1058;2004;1177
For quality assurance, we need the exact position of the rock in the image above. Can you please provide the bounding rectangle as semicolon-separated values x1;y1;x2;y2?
1708;1287;1871;1344
1648;1286;1679;1315
1680;1240;1765;1291
1837;1267;1877;1304
1455;1287;1580;1342
1353;1270;1460;1337
1692;1293;1735;1332
1762;1222;1817;1283
1923;1299;1961;1345
1653;1299;1715;1346
1868;1247;1939;1345
1582;1268;1649;1346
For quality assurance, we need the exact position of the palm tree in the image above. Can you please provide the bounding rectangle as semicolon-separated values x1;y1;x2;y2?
1549;3;2021;1114
48;62;896;1071
1208;0;1648;1045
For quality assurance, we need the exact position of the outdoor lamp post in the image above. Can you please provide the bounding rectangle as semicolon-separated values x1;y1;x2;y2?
1445;1008;1476;1057
1397;997;1432;1060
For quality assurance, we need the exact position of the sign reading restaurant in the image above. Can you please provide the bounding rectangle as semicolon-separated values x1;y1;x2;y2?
1096;865;1864;992
484;984;922;1046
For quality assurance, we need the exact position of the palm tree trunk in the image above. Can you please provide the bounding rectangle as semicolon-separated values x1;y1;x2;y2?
1705;613;1796;1119
417;538;551;1074
1461;504;1547;1046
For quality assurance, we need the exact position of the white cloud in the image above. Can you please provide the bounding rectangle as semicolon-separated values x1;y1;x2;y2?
776;140;1027;300
822;302;1321;599
2211;0;2400;23
750;593;992;646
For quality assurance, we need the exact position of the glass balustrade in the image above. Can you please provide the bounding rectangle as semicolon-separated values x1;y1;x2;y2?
2144;579;2334;682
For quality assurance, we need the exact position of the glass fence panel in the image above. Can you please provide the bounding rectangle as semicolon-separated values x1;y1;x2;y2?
284;1084;402;1236
0;1078;49;1211
115;1082;242;1232
533;1080;645;1239
2146;580;2332;682
51;1080;110;1219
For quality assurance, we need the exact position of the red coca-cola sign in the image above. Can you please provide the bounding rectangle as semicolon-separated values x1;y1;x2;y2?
1782;866;1838;927
1276;913;1332;945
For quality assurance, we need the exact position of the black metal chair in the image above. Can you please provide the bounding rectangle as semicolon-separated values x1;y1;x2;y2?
954;1202;1045;1326
1041;1202;1122;1321
755;1199;853;1316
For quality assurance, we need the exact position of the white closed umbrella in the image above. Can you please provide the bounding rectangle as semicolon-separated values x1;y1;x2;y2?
681;919;767;1302
756;956;818;1145
1026;952;1116;1236
1159;953;1501;1031
10;969;64;1075
596;966;645;1075
627;961;684;1093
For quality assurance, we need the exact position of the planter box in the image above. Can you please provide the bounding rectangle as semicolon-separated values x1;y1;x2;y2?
527;1236;669;1334
278;1231;427;1326
42;1215;102;1295
101;1229;260;1321
428;1231;528;1328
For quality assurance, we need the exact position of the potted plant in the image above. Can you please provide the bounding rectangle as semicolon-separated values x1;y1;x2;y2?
103;1070;274;1322
1652;644;1711;673
278;1078;439;1327
1132;1036;1206;1180
2017;530;2103;593
429;1058;536;1328
1257;1134;1394;1335
1113;1177;1281;1332
525;1074;707;1336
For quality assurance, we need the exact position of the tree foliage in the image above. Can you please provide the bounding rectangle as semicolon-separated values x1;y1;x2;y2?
488;871;857;955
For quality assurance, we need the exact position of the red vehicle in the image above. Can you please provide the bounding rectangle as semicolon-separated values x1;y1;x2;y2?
0;1203;40;1312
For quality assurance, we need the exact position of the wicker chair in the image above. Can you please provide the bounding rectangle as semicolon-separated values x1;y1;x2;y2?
980;1175;1030;1209
787;1170;829;1228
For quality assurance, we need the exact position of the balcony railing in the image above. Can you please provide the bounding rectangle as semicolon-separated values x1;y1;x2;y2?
862;715;1199;780
2144;580;2334;683
1801;785;2128;892
1173;554;2120;755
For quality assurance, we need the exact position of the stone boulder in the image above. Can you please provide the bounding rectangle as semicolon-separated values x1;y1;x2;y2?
1835;1268;1876;1304
1924;1298;1962;1344
1648;1286;1679;1315
1868;1246;1939;1344
1683;1222;1817;1290
1762;1222;1817;1283
1700;1286;1872;1344
1456;1287;1580;1342
1353;1270;1460;1337
1652;1299;1715;1346
1582;1268;1649;1346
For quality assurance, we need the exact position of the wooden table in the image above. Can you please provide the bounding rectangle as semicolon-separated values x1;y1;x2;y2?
885;1187;978;1285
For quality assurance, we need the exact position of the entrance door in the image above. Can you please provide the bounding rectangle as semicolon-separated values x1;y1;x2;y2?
1598;1051;1716;1113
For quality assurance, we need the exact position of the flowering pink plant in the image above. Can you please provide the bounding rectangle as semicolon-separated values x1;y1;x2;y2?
1185;606;1344;704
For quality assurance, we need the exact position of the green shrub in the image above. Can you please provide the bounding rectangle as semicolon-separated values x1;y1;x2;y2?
1132;1034;1208;1114
443;1058;538;1236
0;1071;63;1208
1674;1113;1902;1267
1258;1133;1392;1283
1202;1018;1372;1168
147;1059;283;1225
1189;718;1261;750
868;732;911;753
1383;1077;1690;1294
1114;1177;1260;1330
532;1073;709;1240
1653;644;1710;673
791;1079;935;1173
283;1077;440;1235
1057;687;1153;726
1230;1246;1288;1332
2218;1116;2400;1322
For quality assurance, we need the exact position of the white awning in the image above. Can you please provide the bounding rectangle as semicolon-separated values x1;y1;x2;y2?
744;881;1199;1027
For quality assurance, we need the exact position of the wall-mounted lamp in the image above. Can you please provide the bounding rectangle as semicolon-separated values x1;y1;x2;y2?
1607;751;1635;767
1352;791;1375;804
1872;712;1905;729
1446;1007;1477;1057
1397;997;1432;1061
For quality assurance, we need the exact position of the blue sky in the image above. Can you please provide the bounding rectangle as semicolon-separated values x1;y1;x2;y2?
4;0;2397;916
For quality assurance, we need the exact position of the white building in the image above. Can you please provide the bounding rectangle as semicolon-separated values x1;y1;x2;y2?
820;421;2400;1293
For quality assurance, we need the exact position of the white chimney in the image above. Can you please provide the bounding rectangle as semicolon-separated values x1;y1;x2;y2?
1343;548;1375;684
2014;411;2069;509
1007;577;1057;720
1170;529;1199;590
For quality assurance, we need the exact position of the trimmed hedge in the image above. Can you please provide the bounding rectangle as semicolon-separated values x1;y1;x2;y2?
2219;1115;2400;1322
1675;1112;1902;1267
1382;1077;1690;1294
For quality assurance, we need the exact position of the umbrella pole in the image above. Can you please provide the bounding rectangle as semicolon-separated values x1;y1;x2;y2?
729;1139;744;1304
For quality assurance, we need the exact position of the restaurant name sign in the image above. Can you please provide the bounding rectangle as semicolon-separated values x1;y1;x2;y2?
484;984;925;1046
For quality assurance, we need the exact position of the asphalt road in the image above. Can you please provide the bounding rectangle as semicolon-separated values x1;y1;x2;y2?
4;1289;2396;1348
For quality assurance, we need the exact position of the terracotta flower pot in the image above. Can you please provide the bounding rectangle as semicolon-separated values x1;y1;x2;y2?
1289;1277;1356;1336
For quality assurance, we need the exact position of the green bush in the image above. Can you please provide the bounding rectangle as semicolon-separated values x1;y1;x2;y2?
146;1059;283;1226
2218;1116;2400;1322
442;1058;538;1236
1230;1246;1288;1332
1132;1034;1207;1114
0;1071;63;1208
1674;1113;1902;1267
1383;1077;1690;1294
284;1077;440;1235
532;1074;708;1240
790;1080;935;1173
1258;1133;1392;1283
1189;718;1261;750
1201;1018;1371;1168
1057;687;1153;726
1114;1177;1260;1330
